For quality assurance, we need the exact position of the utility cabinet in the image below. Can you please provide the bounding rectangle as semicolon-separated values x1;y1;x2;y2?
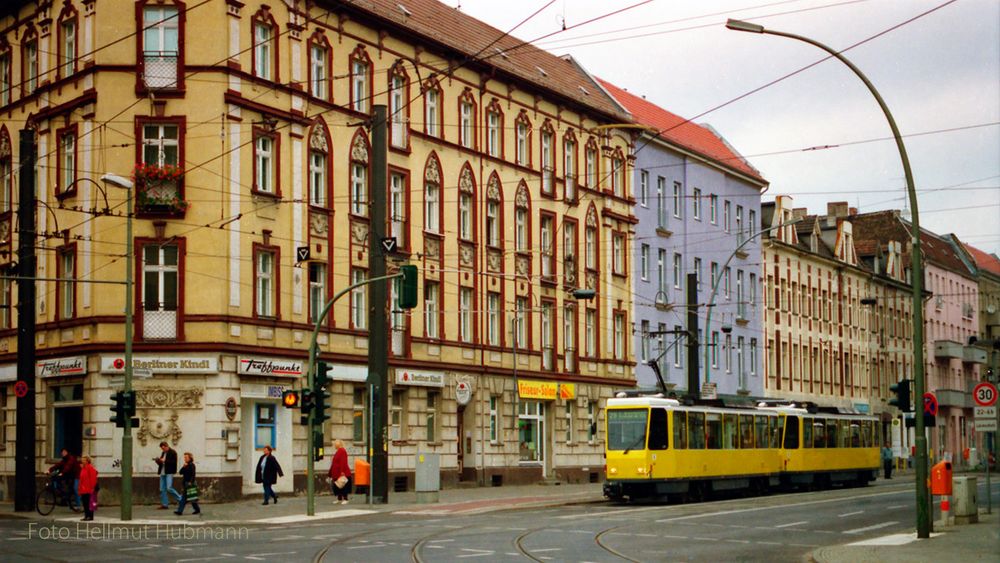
952;476;979;524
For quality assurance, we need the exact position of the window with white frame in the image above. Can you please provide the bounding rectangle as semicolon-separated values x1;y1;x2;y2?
389;72;408;147
487;292;500;346
58;247;75;320
24;36;37;93
459;287;473;343
749;209;757;238
735;204;743;241
515;205;528;252
737;269;745;318
516;117;530;166
725;333;732;373
673;181;682;218
711;331;719;368
351;268;367;329
255;248;276;318
142;243;179;338
142;6;179;89
253;21;273;80
737;336;745;384
540;215;554;278
674;325;683;367
390;389;406;440
425;86;440;137
724;267;731;299
308;263;326;324
750;338;758;374
564;304;576;367
486;197;500;247
564;136;577;200
0;53;9;106
60;19;76;78
640;170;649;207
640;244;649;281
611;155;625;198
351;56;370;113
351;143;368;216
425;171;440;233
692;188;702;220
710;194;718;224
612;232;624;275
390;172;407;247
459;97;474;148
694;257;702;289
459;191;472;240
585;142;597;188
613;312;625;360
640;320;650;362
749;273;757;306
541;302;554;369
673;253;682;289
309;43;328;99
489;396;500;443
515;297;528;348
540;128;554;195
424;281;439;338
487;107;501;157
585;225;596;270
564;401;575;443
58;129;76;194
657;250;666;294
710;262;719;293
724;200;731;232
254;132;276;194
309;146;327;207
585;308;596;356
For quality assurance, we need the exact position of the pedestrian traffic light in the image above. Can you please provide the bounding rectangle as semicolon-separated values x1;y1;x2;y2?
315;362;333;388
889;379;912;412
282;389;301;408
313;430;325;462
399;264;418;309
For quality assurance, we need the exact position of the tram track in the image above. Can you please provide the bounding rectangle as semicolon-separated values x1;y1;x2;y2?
515;525;643;563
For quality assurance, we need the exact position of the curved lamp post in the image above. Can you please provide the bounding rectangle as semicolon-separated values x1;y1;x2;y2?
726;18;928;538
703;218;801;388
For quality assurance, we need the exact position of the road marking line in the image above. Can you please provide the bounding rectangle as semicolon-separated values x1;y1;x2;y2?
455;548;494;558
848;532;925;546
425;545;444;549
176;557;232;563
886;504;906;509
533;548;562;552
843;521;898;534
756;541;782;546
838;511;864;517
312;534;340;540
725;539;750;544
272;535;304;541
788;543;818;548
775;521;808;528
347;544;385;550
245;553;294;561
655;488;909;524
693;537;715;541
429;539;455;543
662;535;688;539
119;545;161;551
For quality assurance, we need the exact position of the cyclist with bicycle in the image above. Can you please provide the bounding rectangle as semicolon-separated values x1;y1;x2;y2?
48;448;81;509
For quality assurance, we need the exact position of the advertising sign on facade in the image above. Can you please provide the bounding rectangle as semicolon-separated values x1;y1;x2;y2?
36;356;86;378
238;357;304;377
455;381;473;405
100;355;218;374
395;369;445;387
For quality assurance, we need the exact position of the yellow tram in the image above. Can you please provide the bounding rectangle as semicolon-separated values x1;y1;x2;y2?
603;396;880;501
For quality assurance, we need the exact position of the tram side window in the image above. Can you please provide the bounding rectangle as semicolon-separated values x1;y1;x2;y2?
814;420;826;448
689;411;706;449
706;413;722;449
649;408;669;450
769;416;781;448
673;411;688;449
739;414;754;449
723;414;738;449
754;416;769;449
783;415;800;449
803;417;813;448
826;419;837;448
851;423;861;448
838;420;849;448
863;421;873;447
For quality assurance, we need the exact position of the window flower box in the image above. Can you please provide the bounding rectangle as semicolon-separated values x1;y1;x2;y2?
132;163;188;215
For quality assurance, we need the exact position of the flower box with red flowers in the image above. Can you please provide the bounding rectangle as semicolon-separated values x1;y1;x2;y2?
131;163;188;215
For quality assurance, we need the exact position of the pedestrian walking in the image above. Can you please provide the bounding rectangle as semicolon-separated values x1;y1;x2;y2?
78;455;98;521
49;447;81;509
328;439;352;504
255;445;283;505
881;445;893;479
175;452;201;516
153;441;181;509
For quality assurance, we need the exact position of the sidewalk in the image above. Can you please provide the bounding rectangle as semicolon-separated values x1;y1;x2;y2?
811;510;999;563
2;481;606;526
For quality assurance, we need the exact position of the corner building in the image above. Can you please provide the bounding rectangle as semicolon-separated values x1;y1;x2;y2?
0;0;637;500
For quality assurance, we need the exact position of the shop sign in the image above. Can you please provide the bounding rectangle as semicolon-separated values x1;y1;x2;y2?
853;403;870;414
395;369;445;387
327;364;368;382
560;383;576;400
100;355;218;374
455;381;473;405
238;357;304;377
518;380;557;400
241;383;289;399
0;364;15;382
36;356;86;378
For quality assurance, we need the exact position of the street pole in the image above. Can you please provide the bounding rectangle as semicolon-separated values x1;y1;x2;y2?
726;19;929;537
14;129;37;512
122;180;134;521
368;105;389;504
686;273;699;402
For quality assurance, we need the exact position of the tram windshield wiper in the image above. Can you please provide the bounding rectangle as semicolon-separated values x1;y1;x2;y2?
622;433;647;455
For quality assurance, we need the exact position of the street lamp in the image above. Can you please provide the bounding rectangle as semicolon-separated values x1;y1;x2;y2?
100;172;135;521
703;218;801;388
726;18;928;538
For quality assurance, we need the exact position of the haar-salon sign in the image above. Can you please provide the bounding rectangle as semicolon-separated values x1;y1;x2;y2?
238;357;303;377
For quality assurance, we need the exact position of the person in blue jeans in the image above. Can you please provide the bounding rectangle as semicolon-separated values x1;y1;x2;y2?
153;441;182;509
255;445;284;505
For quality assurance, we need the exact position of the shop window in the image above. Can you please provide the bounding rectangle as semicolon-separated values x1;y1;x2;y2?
352;387;367;443
254;403;276;449
426;391;440;442
390;389;407;440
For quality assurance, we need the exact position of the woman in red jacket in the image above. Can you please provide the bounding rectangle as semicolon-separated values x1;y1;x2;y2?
78;455;98;521
328;439;352;504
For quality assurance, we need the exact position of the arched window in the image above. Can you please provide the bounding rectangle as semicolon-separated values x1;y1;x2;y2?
485;99;504;158
584;137;599;189
515;111;531;167
251;7;278;81
515;181;531;253
308;29;331;100
349;129;370;217
57;1;79;79
458;88;476;149
585;204;599;272
563;129;578;201
424;153;442;233
458;164;476;241
308;120;331;208
539;120;555;196
388;61;409;148
349;45;372;114
611;147;626;198
485;172;503;249
424;78;442;138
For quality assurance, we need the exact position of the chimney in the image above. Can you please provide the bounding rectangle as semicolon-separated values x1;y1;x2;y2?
827;201;849;218
792;208;808;221
849;207;857;216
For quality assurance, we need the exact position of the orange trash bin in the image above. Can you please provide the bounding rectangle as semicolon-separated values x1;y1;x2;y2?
354;459;371;487
930;460;952;496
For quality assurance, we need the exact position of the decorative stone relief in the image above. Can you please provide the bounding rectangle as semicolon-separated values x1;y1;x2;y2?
585;271;597;290
424;236;440;260
310;125;328;152
0;217;9;244
516;255;529;277
0;134;10;159
515;184;529;209
351;133;368;164
424;158;440;183
309;211;328;236
564;259;577;285
137;412;183;447
487;248;502;272
459;166;474;194
459;242;475;268
351;220;368;245
136;387;203;409
487;174;501;201
586;208;598;227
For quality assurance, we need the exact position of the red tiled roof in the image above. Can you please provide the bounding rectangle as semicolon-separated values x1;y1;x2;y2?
963;243;1000;277
595;78;766;184
850;211;974;278
338;0;629;121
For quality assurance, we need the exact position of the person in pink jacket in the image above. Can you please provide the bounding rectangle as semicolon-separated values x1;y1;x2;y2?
328;439;352;504
78;455;98;521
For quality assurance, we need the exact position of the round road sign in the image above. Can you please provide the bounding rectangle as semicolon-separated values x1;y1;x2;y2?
923;392;938;416
14;380;28;398
973;382;998;407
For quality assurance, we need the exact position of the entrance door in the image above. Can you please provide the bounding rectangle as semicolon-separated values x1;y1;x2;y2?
51;384;84;458
518;400;545;475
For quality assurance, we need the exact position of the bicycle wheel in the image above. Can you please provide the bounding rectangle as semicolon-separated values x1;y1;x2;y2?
36;488;56;516
67;493;81;513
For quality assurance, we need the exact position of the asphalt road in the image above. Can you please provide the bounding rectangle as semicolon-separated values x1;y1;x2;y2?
2;479;996;563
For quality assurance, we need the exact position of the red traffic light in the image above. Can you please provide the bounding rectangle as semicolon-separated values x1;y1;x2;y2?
282;390;300;408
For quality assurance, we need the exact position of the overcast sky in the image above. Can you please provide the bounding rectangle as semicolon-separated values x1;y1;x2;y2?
455;0;1000;255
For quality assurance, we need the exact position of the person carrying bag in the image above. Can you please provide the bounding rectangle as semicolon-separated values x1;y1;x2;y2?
328;439;352;505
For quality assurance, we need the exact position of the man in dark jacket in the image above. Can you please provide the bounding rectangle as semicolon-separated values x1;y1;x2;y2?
255;445;284;505
153;441;181;509
49;448;80;508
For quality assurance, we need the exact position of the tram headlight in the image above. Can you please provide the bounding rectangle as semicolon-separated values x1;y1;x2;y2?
609;467;618;475
636;466;646;474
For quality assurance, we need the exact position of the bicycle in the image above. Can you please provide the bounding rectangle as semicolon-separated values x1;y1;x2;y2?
36;471;81;516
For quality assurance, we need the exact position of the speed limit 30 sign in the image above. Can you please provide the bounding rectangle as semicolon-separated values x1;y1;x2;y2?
973;382;998;407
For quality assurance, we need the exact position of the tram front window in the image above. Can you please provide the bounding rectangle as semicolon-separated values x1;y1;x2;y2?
608;409;648;452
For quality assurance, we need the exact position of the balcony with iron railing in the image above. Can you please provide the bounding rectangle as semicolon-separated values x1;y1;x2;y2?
143;50;179;90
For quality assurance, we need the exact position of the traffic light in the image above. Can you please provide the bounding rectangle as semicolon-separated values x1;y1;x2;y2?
299;389;316;425
399;264;418;309
312;430;325;462
110;391;124;427
889;379;912;412
315;362;333;388
281;389;301;408
314;381;331;426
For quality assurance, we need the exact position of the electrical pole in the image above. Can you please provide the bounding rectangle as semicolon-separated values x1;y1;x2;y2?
14;129;37;512
686;273;699;402
367;105;389;503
